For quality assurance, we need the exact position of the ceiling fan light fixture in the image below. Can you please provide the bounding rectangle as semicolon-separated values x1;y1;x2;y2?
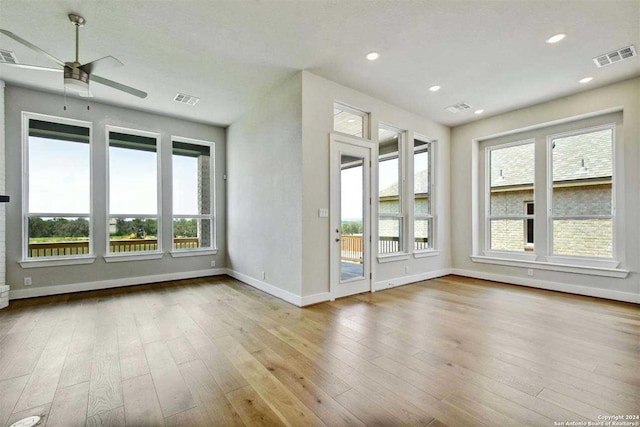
64;63;89;92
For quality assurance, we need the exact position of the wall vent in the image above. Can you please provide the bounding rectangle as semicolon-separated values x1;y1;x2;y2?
174;93;200;106
0;49;17;64
445;102;473;113
593;45;636;68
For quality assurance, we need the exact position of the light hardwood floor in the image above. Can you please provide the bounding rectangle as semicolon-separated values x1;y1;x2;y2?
0;275;638;426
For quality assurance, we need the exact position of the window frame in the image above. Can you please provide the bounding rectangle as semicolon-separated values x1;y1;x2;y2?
20;112;95;266
170;135;217;255
484;138;536;258
333;102;370;140
104;125;162;261
546;123;616;263
377;123;407;257
412;134;436;253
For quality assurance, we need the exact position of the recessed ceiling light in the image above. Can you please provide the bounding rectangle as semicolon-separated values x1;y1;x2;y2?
579;77;593;84
366;52;380;61
474;109;484;115
429;85;441;92
546;33;566;44
347;119;355;123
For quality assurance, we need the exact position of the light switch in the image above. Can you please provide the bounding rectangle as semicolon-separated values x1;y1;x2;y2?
318;208;329;218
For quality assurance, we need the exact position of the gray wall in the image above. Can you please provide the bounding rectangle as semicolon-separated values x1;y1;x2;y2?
226;73;303;295
5;85;226;294
450;77;639;300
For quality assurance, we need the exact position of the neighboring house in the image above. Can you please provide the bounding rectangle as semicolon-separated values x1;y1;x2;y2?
489;129;612;256
379;168;430;247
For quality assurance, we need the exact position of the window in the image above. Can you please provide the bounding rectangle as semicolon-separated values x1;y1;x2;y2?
550;126;613;258
334;103;368;138
487;141;535;252
479;113;620;269
413;137;433;251
172;138;215;251
23;115;92;259
107;127;161;255
525;201;534;247
378;124;405;254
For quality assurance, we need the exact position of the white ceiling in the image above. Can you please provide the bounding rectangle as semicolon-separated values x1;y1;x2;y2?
1;0;638;128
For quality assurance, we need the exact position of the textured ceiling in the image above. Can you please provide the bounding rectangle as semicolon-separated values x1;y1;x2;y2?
1;0;638;128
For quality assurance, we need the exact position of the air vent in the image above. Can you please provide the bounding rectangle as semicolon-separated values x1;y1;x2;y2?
174;93;200;106
445;102;473;113
593;45;636;68
0;49;17;64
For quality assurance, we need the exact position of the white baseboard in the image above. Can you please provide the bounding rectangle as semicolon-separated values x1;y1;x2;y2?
451;268;639;304
9;268;227;300
373;269;452;292
300;292;331;307
225;269;303;307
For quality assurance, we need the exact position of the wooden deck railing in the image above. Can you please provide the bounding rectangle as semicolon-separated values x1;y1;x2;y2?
341;235;363;263
28;237;200;258
341;235;430;261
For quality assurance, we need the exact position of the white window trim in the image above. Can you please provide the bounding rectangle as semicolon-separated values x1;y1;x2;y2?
171;135;216;252
103;253;164;263
377;123;407;258
484;138;535;258
412;134;436;254
19;256;97;268
471;255;628;278
546;123;616;261
333;102;370;140
105;125;162;257
169;248;218;258
21;112;94;265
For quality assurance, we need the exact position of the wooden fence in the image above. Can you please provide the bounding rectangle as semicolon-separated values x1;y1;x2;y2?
341;235;430;261
28;237;200;258
341;235;363;263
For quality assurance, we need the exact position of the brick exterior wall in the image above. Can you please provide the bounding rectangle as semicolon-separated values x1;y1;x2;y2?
490;183;612;256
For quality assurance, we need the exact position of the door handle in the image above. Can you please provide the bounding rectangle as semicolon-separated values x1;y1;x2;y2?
335;238;341;242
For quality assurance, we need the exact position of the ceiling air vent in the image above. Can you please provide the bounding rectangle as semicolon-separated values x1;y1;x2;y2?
0;49;17;64
593;45;636;68
174;93;200;106
445;102;473;113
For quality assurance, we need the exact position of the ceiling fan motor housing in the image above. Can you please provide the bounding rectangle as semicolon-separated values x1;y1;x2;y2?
64;61;89;91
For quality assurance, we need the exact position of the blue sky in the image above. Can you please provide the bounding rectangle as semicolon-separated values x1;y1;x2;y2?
29;137;199;216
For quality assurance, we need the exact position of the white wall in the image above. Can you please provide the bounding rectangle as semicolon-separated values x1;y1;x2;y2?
300;71;451;299
5;85;227;298
226;73;303;297
450;77;640;303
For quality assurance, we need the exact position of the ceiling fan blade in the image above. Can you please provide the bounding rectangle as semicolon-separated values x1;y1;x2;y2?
80;55;123;74
0;62;62;72
0;29;66;67
91;74;147;99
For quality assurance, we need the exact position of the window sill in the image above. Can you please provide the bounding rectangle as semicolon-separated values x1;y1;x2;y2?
19;256;97;269
170;249;218;258
103;253;163;263
470;255;629;278
413;250;440;259
377;253;410;263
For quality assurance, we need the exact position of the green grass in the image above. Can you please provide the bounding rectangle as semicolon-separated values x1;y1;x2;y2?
29;236;158;244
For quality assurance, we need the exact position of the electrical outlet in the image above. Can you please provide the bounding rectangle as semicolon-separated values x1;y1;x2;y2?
527;269;534;276
404;266;409;275
211;260;216;267
261;271;266;280
24;277;32;286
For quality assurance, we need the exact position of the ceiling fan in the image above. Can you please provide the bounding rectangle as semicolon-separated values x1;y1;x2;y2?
0;13;147;98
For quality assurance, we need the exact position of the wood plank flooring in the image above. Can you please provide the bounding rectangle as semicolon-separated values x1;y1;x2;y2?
0;275;638;426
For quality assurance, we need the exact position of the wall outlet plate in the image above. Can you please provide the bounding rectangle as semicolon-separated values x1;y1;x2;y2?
527;269;534;276
24;277;32;286
261;271;266;280
211;260;216;267
318;208;328;218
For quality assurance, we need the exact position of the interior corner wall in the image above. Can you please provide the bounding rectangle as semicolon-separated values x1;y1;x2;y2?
450;77;640;302
5;85;227;298
226;72;303;299
300;71;451;300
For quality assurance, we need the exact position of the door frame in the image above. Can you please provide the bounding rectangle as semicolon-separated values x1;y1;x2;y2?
329;132;375;300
